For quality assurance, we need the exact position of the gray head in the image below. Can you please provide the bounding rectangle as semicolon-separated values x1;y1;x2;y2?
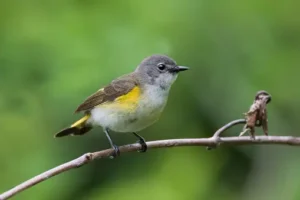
135;54;188;90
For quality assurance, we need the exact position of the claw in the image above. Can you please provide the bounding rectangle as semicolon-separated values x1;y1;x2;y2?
133;132;147;153
137;139;147;153
109;144;120;159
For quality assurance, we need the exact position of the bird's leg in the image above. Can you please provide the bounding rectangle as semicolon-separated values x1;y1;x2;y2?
103;128;120;158
132;132;147;153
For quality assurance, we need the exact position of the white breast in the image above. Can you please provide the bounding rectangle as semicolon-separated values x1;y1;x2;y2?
88;84;170;133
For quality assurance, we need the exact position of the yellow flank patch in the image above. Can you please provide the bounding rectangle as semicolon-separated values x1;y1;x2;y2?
71;114;90;128
101;86;141;111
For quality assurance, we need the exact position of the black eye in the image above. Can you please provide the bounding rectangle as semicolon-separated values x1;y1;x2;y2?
157;63;166;70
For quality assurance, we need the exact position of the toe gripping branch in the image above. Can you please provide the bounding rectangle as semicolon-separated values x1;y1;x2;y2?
133;132;147;153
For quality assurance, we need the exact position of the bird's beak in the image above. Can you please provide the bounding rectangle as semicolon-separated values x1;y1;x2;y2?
176;66;189;72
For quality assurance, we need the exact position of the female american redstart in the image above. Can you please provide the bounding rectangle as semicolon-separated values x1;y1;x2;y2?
55;54;189;157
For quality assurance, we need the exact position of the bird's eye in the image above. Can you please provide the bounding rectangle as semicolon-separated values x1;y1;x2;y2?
157;63;166;70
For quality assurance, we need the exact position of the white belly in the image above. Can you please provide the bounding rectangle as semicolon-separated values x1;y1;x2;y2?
88;85;169;132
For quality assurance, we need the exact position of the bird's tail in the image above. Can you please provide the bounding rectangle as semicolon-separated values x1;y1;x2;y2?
54;114;92;137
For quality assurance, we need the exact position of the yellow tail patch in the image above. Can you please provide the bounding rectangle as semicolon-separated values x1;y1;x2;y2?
71;114;90;128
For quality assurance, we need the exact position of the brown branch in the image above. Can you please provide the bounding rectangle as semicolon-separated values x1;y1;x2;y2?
205;119;247;150
1;120;299;200
212;119;247;138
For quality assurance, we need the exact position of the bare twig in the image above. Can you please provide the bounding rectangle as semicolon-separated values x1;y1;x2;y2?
2;130;300;200
212;119;247;138
206;119;247;150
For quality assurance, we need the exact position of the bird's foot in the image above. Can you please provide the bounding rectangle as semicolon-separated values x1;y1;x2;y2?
109;144;120;159
137;138;147;153
132;132;147;153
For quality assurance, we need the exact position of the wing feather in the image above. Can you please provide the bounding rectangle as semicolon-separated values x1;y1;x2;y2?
75;73;138;112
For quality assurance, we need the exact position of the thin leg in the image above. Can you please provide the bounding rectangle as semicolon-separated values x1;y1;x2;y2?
132;132;147;153
103;128;120;158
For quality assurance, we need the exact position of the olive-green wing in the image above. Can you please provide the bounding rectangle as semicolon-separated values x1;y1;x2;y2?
75;74;138;112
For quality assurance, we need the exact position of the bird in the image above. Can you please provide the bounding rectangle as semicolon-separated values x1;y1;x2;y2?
55;54;189;158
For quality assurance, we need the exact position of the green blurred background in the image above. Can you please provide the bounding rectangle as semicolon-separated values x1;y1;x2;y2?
1;0;300;199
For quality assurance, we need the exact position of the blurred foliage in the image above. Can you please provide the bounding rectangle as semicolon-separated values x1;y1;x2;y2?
1;0;300;200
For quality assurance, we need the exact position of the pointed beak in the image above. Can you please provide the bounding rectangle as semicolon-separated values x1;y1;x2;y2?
176;66;189;72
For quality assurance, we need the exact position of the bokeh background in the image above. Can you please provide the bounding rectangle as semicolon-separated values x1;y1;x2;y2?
1;0;300;199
